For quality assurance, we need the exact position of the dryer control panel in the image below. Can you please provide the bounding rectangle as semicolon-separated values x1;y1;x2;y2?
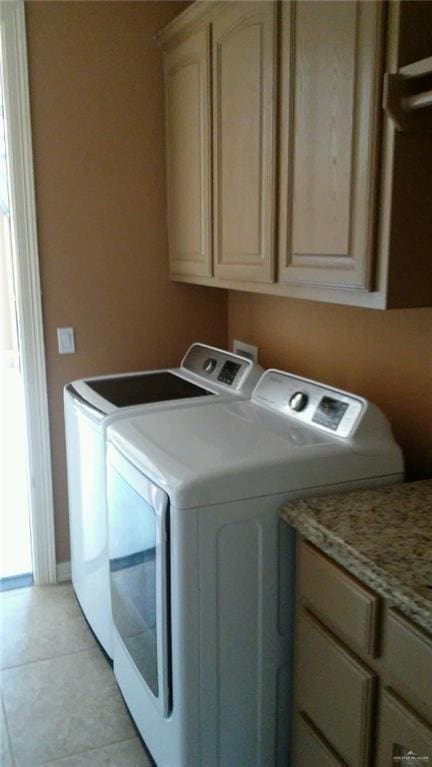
181;344;253;392
253;370;365;439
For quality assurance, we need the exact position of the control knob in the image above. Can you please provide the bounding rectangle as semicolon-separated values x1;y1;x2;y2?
203;357;217;374
289;391;308;412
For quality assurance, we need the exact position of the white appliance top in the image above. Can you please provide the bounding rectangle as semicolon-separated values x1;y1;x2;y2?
107;369;403;508
65;343;262;418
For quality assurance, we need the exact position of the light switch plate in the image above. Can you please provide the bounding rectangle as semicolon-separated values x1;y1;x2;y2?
233;339;259;364
57;327;75;354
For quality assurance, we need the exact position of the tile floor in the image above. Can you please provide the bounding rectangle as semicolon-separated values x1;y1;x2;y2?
0;583;152;766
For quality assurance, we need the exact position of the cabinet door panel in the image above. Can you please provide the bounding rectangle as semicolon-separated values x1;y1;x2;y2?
164;27;212;277
295;713;346;767
213;1;276;283
298;541;380;658
279;1;383;289
296;610;376;766
376;689;432;767
384;610;432;724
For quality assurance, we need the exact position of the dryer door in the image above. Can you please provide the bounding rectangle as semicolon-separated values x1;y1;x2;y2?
107;444;170;716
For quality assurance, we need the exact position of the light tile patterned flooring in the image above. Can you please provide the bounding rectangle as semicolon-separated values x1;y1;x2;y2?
0;584;152;766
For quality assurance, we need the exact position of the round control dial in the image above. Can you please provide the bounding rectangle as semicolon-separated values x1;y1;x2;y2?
289;391;308;412
203;357;217;374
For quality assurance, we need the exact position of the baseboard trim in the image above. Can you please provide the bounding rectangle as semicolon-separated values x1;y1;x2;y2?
0;573;33;591
56;560;71;583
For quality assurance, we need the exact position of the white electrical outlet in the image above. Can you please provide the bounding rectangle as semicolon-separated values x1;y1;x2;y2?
57;327;75;354
233;339;259;364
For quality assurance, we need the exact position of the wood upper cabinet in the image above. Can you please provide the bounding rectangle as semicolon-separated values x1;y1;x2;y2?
212;1;277;283
161;1;277;284
160;1;432;308
163;25;212;278
278;1;383;290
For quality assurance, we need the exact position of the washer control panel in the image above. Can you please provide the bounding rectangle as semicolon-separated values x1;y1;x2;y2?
182;344;252;391
217;360;242;386
312;396;349;431
253;370;365;438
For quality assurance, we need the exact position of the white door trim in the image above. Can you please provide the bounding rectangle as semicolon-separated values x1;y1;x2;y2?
1;1;57;583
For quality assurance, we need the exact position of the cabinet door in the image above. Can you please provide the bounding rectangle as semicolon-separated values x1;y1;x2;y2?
295;610;376;766
376;689;432;766
213;1;277;283
384;609;432;724
298;541;380;659
278;1;383;290
163;27;212;277
295;713;346;767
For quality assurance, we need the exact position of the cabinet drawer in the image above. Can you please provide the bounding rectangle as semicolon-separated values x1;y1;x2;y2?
296;610;376;766
298;541;380;657
376;689;432;767
295;713;346;767
384;610;432;723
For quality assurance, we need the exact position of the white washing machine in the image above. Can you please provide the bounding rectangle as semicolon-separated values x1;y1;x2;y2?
105;368;403;767
64;343;262;657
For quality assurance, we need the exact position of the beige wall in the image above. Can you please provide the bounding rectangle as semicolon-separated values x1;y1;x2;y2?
25;0;431;564
228;293;432;481
25;1;227;563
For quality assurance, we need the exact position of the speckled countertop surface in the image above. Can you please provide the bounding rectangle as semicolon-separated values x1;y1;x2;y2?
281;480;432;634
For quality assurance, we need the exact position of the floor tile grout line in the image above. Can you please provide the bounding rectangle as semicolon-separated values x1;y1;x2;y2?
0;584;134;767
0;642;102;673
36;735;144;766
1;691;17;766
2;659;137;766
0;584;142;766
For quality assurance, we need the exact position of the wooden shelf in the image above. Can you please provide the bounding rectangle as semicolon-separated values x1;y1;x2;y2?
399;55;432;78
384;55;432;131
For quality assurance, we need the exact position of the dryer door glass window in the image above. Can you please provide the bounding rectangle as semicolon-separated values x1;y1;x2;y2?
107;447;170;715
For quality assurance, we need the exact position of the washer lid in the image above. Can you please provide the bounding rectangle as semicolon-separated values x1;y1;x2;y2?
107;398;402;508
82;371;213;408
65;343;261;416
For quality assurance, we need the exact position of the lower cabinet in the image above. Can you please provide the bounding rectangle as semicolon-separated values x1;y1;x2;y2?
296;611;375;766
295;714;346;767
293;539;432;766
377;690;432;767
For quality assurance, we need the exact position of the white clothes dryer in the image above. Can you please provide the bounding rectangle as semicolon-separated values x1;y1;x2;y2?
64;343;262;657
105;368;404;767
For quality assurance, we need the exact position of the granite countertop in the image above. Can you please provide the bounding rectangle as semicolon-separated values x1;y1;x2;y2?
281;479;432;634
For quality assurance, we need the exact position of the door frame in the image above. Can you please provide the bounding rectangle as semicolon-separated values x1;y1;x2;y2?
1;1;56;583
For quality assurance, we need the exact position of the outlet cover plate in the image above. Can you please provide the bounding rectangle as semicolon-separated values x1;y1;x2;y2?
233;339;259;364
